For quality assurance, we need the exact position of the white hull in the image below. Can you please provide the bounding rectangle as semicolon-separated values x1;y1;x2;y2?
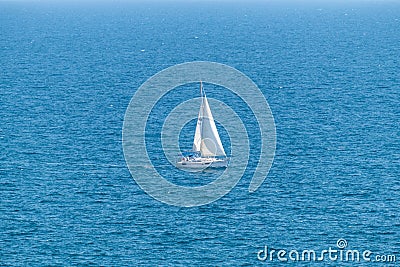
176;157;228;169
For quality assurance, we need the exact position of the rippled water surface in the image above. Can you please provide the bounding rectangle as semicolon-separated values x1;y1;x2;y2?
1;1;399;265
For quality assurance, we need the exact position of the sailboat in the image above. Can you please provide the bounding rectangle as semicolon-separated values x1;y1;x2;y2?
176;81;229;169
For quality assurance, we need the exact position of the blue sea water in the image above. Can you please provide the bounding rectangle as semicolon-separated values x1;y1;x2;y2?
1;1;399;266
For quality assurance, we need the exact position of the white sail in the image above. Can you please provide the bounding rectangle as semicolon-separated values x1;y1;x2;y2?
176;82;228;169
192;100;203;152
192;82;226;157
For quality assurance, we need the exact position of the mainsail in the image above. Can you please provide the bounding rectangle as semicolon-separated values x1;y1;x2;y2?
192;82;226;157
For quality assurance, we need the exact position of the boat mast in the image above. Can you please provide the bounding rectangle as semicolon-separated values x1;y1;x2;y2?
199;81;204;156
